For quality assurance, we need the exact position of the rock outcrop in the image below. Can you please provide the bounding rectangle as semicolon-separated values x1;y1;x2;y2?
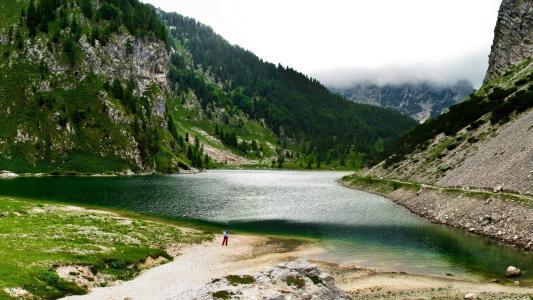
178;260;350;300
79;34;169;97
0;7;173;173
484;0;533;82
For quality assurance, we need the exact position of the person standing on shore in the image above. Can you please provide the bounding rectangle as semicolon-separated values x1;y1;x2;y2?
222;230;229;246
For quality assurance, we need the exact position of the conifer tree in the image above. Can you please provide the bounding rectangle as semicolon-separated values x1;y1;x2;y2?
26;0;38;37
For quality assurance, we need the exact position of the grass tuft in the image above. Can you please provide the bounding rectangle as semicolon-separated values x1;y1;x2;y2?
225;275;255;285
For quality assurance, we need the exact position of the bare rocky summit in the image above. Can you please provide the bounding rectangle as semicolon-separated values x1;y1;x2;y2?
485;0;532;82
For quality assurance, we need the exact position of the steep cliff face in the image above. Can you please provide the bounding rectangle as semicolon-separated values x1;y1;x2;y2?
485;0;533;82
0;32;171;173
78;34;169;118
331;80;473;122
79;35;169;96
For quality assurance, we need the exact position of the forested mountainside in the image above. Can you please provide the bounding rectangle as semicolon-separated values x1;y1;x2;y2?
160;11;416;169
367;59;532;194
0;0;415;174
330;80;473;122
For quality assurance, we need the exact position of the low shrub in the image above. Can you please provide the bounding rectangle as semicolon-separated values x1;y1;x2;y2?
212;290;232;299
226;275;255;285
286;276;305;288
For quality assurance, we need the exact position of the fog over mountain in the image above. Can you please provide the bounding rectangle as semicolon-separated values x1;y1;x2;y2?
141;0;499;91
317;55;480;122
314;52;488;89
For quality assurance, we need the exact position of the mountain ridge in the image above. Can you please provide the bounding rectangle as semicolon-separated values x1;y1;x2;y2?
330;80;473;122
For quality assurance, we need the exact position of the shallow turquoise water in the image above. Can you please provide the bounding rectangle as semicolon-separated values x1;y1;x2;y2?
0;170;531;283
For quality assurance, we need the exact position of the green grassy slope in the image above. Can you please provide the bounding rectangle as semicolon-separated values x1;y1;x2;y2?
0;196;211;299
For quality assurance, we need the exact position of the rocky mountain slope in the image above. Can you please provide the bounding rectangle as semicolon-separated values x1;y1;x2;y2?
347;60;533;249
349;0;533;250
485;0;532;82
331;80;473;122
367;59;532;194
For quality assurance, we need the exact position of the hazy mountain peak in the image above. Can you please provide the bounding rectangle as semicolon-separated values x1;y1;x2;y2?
329;80;474;123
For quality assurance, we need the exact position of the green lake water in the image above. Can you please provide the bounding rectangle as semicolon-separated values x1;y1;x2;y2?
0;170;531;284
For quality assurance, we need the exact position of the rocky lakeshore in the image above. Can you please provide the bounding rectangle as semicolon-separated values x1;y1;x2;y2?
0;170;18;179
342;175;533;251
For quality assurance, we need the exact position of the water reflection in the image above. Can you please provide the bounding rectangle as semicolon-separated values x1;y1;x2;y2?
0;170;531;282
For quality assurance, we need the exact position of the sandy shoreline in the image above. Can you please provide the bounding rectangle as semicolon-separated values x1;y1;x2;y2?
63;235;323;300
63;234;533;300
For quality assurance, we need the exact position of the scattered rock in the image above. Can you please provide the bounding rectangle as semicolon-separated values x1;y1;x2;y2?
464;292;476;299
513;280;520;286
490;213;501;223
506;266;521;277
493;185;503;193
179;167;201;174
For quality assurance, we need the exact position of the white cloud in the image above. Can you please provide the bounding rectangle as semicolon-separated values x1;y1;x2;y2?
142;0;501;88
315;52;488;88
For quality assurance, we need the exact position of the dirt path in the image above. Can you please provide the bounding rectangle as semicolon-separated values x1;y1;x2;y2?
63;234;533;300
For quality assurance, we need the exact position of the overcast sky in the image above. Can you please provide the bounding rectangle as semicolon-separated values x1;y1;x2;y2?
142;0;501;88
